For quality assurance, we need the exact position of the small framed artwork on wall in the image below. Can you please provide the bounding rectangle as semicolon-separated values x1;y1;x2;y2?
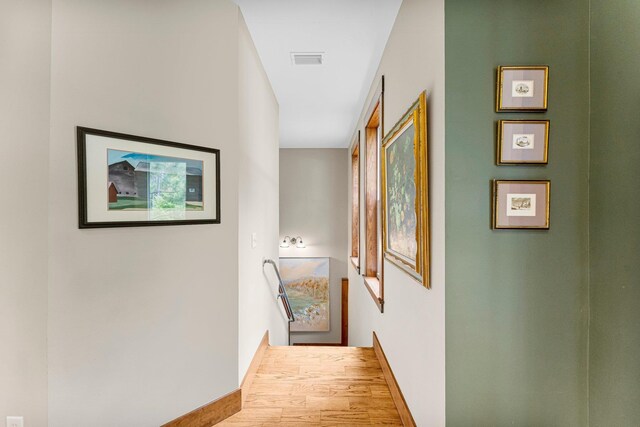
77;127;220;228
496;66;549;111
492;180;550;229
497;120;550;165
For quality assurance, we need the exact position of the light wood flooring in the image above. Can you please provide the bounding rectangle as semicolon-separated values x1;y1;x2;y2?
216;345;403;426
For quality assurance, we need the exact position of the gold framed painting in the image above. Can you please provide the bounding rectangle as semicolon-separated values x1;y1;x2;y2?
497;120;550;165
381;91;430;289
492;180;550;229
496;65;549;112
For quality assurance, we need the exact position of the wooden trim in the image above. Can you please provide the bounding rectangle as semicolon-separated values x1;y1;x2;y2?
350;256;360;271
363;276;384;313
293;342;343;346
351;134;360;261
363;75;385;300
367;103;381;128
365;76;385;124
162;331;269;426
161;389;241;427
365;106;380;278
341;277;349;346
240;330;269;404
373;332;416;427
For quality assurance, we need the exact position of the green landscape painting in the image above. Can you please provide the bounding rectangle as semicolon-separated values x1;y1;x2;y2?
385;123;418;262
107;149;204;218
279;257;330;332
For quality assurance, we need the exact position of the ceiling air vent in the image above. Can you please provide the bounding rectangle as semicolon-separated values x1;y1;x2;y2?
291;52;324;66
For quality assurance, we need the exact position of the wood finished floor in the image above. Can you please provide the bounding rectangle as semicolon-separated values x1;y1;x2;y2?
216;346;403;426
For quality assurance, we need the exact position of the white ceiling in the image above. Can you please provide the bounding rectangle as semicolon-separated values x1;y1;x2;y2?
234;0;402;148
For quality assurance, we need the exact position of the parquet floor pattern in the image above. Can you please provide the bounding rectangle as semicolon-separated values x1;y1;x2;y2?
216;345;403;426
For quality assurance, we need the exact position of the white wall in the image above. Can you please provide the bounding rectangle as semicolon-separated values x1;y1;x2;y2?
279;149;348;344
48;1;242;425
0;0;51;425
347;0;446;425
237;13;288;382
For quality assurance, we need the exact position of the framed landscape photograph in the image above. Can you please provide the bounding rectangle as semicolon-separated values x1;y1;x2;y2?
497;120;550;164
381;91;430;289
77;127;220;228
492;180;550;229
279;257;330;332
496;65;549;111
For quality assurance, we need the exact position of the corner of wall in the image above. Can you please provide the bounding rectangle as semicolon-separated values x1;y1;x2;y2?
0;0;51;424
347;0;446;425
237;5;284;384
47;1;243;425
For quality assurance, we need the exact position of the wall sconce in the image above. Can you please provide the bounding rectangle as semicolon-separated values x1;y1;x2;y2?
280;235;305;248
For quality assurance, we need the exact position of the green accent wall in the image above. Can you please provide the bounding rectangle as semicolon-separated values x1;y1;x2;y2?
445;0;590;425
589;1;640;425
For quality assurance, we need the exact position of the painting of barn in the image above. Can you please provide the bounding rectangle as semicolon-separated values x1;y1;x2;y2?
108;160;137;196
107;149;204;211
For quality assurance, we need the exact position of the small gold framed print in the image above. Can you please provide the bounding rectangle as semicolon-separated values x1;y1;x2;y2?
497;120;549;165
492;180;550;230
496;66;549;112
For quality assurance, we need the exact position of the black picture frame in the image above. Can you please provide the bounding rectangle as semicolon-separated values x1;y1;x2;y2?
77;126;220;228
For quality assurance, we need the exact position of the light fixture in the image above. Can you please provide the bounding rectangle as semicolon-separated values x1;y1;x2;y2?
280;235;305;248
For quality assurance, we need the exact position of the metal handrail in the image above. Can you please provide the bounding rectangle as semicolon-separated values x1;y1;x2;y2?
263;259;295;324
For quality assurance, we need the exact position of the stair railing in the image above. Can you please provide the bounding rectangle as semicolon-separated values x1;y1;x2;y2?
262;258;295;345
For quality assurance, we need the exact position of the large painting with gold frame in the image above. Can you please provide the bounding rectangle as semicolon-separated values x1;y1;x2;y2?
381;92;430;289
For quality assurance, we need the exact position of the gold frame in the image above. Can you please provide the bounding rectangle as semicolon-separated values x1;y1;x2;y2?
496;65;549;111
492;180;550;230
497;120;550;165
380;92;430;289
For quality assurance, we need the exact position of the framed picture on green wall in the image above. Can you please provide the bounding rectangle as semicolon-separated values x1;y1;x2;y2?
497;120;550;164
492;180;550;229
496;66;549;111
381;91;430;289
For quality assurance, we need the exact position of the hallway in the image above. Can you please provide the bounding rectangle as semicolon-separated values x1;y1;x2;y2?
218;346;403;425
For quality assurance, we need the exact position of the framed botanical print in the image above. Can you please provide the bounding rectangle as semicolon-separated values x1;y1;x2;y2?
496;66;549;111
381;91;430;288
497;120;550;164
77;127;220;228
492;180;550;229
